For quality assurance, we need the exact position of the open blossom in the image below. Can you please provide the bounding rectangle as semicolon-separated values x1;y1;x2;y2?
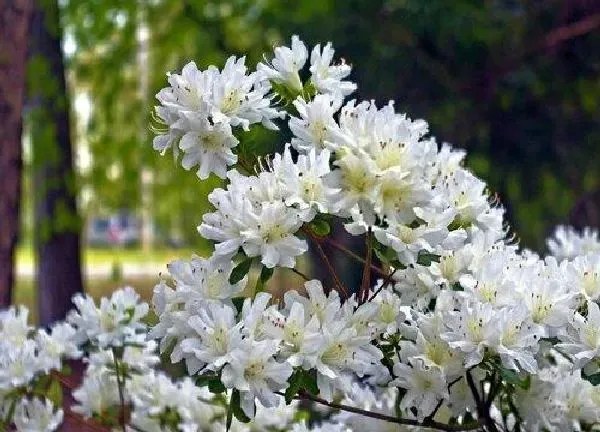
392;358;449;421
309;42;356;97
13;398;63;432
289;94;342;153
557;301;600;368
152;56;284;179
562;252;600;301
35;322;82;371
68;286;149;348
258;35;308;92
221;339;293;417
0;340;40;389
0;305;32;348
166;254;246;301
548;225;600;261
180;301;243;373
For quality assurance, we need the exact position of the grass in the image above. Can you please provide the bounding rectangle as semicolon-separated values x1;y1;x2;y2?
16;246;202;268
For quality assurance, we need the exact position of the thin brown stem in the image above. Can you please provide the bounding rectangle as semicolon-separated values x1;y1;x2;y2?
466;369;499;432
359;228;373;304
324;237;388;278
281;390;481;431
304;230;348;297
367;267;399;303
112;348;127;432
289;267;310;282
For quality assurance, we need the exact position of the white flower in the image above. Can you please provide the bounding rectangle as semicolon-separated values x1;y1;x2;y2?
547;225;600;261
72;371;120;418
264;301;320;367
68;287;149;348
240;201;307;268
327;150;379;220
210;56;284;130
273;146;338;220
258;35;308;92
491;305;541;373
199;172;308;268
371;285;406;336
36;322;81;371
313;317;383;401
284;280;340;324
309;42;356;97
13;398;63;432
166;254;246;301
0;340;40;389
557;301;600;368
180;301;243;373
178;115;238;179
221;339;293;417
563;253;600;301
0;305;32;348
441;301;496;368
289;94;341;153
392;357;449;421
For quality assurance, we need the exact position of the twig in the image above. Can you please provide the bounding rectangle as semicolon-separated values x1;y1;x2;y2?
303;229;348;297
112;348;127;432
466;369;499;432
279;390;481;431
289;267;310;282
324;237;388;278
367;267;399;303
64;407;111;432
358;228;372;304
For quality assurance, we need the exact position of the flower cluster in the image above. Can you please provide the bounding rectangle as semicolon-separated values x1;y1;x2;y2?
2;35;600;432
0;306;79;431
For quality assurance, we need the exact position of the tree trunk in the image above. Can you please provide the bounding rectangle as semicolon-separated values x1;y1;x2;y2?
28;0;83;325
0;0;32;307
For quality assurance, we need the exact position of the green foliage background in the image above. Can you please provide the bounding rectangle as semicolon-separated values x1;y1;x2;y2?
42;0;600;251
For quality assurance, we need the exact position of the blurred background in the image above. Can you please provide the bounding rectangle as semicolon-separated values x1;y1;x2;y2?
2;0;600;323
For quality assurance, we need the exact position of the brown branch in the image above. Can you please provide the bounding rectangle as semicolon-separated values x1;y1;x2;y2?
459;12;600;93
303;229;348;297
286;390;482;431
323;237;388;278
289;267;310;282
358;228;373;304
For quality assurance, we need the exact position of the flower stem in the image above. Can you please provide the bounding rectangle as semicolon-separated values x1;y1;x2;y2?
324;237;388;278
358;227;372;304
304;229;348;297
112;347;127;432
282;390;482;431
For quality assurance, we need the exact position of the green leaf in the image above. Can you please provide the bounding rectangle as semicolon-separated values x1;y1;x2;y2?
231;297;245;313
229;258;253;284
208;378;227;394
46;378;63;408
307;218;330;237
416;251;440;266
231;389;251;424
500;368;529;389
255;265;274;293
585;372;600;386
285;369;319;404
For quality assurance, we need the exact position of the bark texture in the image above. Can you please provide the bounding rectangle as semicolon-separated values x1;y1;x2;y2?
29;0;83;324
0;0;32;307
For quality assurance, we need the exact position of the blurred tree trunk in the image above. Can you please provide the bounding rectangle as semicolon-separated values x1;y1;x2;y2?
0;0;32;307
28;0;83;324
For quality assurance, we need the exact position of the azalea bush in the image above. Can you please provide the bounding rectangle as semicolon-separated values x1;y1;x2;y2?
3;35;600;431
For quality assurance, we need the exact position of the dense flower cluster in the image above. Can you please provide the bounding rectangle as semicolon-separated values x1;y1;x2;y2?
3;35;600;431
